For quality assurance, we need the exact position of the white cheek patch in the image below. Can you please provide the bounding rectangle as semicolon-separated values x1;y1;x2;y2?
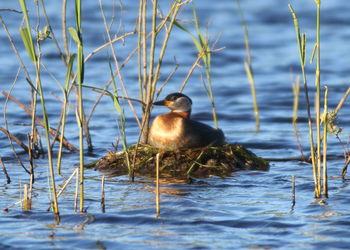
172;97;191;112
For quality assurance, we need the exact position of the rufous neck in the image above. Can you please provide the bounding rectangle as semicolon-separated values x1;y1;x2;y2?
172;110;191;119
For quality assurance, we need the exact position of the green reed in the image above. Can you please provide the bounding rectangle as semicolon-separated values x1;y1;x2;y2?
172;6;219;128
101;175;105;213
289;1;328;198
0;157;11;184
137;0;147;107
57;54;76;175
2;0;227;214
98;0;132;175
156;153;160;217
108;60;131;173
322;86;328;197
236;0;260;132
314;1;322;198
193;7;218;129
19;0;59;214
292;76;305;159
292;76;300;127
291;176;296;208
68;0;85;212
138;0;186;143
288;5;317;195
2;0;131;213
23;184;31;211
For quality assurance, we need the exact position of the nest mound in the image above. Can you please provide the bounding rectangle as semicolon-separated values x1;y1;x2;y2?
93;143;269;178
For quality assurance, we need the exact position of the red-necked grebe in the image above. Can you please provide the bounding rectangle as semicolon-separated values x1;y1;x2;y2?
148;93;225;149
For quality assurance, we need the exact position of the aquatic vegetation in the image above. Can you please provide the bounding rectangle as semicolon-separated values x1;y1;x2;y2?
69;0;85;212
289;1;349;198
1;0;227;215
0;0;348;224
235;0;259;132
19;0;59;215
93;144;268;178
1;1;350;248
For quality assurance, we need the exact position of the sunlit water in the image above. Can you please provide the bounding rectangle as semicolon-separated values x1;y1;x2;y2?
1;0;350;249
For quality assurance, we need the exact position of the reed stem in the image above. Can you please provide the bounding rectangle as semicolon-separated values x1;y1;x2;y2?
99;0;133;176
37;51;59;214
137;0;145;103
236;0;260;131
315;1;321;198
322;86;328;198
98;0;141;130
156;153;160;217
70;0;85;212
141;0;183;143
292;176;296;208
151;4;181;99
57;54;76;175
19;0;59;215
47;168;78;211
101;175;105;213
23;184;31;211
292;76;305;159
141;0;158;144
244;61;259;131
192;7;218;129
1;72;31;172
342;157;350;178
39;0;66;64
62;0;69;63
288;4;318;196
0;157;11;184
141;0;148;104
334;87;350;116
74;169;79;212
27;134;35;186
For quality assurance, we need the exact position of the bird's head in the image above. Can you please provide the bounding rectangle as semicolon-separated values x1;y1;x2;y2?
153;92;192;112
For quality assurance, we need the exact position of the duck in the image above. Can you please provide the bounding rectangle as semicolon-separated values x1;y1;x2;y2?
148;92;225;150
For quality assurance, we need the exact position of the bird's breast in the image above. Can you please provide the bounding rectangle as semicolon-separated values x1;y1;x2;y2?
148;114;185;149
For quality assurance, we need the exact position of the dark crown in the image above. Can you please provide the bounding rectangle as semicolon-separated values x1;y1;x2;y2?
165;92;193;104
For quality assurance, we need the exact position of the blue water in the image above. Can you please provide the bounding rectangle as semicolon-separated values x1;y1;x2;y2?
1;0;350;249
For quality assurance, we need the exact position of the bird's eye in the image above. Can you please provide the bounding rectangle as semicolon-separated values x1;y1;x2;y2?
169;96;178;101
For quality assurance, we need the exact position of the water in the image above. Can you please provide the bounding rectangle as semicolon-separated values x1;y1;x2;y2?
1;0;350;249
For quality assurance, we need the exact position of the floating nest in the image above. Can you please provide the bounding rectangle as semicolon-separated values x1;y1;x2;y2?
92;143;269;179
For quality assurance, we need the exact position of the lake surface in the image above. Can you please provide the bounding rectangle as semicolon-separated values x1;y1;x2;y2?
1;0;350;249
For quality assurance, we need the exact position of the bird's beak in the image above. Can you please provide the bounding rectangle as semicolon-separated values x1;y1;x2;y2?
153;100;172;106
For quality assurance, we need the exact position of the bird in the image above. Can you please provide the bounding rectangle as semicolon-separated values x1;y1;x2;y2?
148;92;225;150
